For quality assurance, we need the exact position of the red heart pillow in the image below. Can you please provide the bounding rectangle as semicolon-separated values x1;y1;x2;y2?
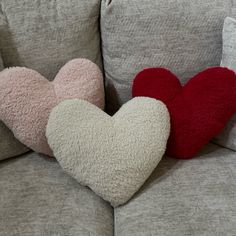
132;67;236;159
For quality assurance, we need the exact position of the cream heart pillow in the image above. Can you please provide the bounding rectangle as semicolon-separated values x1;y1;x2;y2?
46;97;170;206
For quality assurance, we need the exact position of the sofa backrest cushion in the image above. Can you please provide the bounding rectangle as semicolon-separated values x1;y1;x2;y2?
101;0;236;112
0;0;102;79
213;17;236;151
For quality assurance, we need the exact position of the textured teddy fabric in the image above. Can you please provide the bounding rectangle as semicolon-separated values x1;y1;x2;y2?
115;143;236;236
133;67;236;159
46;98;170;206
0;0;102;78
0;59;104;156
213;17;236;151
0;53;28;161
101;0;236;112
0;152;113;236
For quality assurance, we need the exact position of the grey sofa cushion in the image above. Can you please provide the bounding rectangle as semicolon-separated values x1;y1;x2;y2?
0;53;28;161
101;0;236;112
0;152;113;236
213;17;236;151
0;0;102;80
115;143;236;236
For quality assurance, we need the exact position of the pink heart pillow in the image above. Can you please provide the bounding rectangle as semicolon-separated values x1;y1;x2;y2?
0;59;104;156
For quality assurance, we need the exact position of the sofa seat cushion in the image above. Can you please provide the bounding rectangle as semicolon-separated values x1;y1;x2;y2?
0;122;28;161
115;143;236;236
0;53;28;161
0;152;113;236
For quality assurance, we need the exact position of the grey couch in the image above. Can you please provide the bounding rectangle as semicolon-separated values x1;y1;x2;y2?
0;1;236;235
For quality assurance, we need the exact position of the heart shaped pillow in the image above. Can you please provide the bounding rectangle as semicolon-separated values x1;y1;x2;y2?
46;97;170;206
133;67;236;159
0;59;104;156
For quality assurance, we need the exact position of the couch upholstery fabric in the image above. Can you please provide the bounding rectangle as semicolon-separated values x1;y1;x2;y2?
115;143;236;236
0;122;28;161
0;52;28;161
213;17;236;151
101;0;236;112
0;152;113;236
0;0;102;79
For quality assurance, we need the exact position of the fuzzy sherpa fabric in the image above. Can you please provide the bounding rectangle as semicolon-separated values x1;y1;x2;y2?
0;59;104;156
46;97;170;206
133;67;236;159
